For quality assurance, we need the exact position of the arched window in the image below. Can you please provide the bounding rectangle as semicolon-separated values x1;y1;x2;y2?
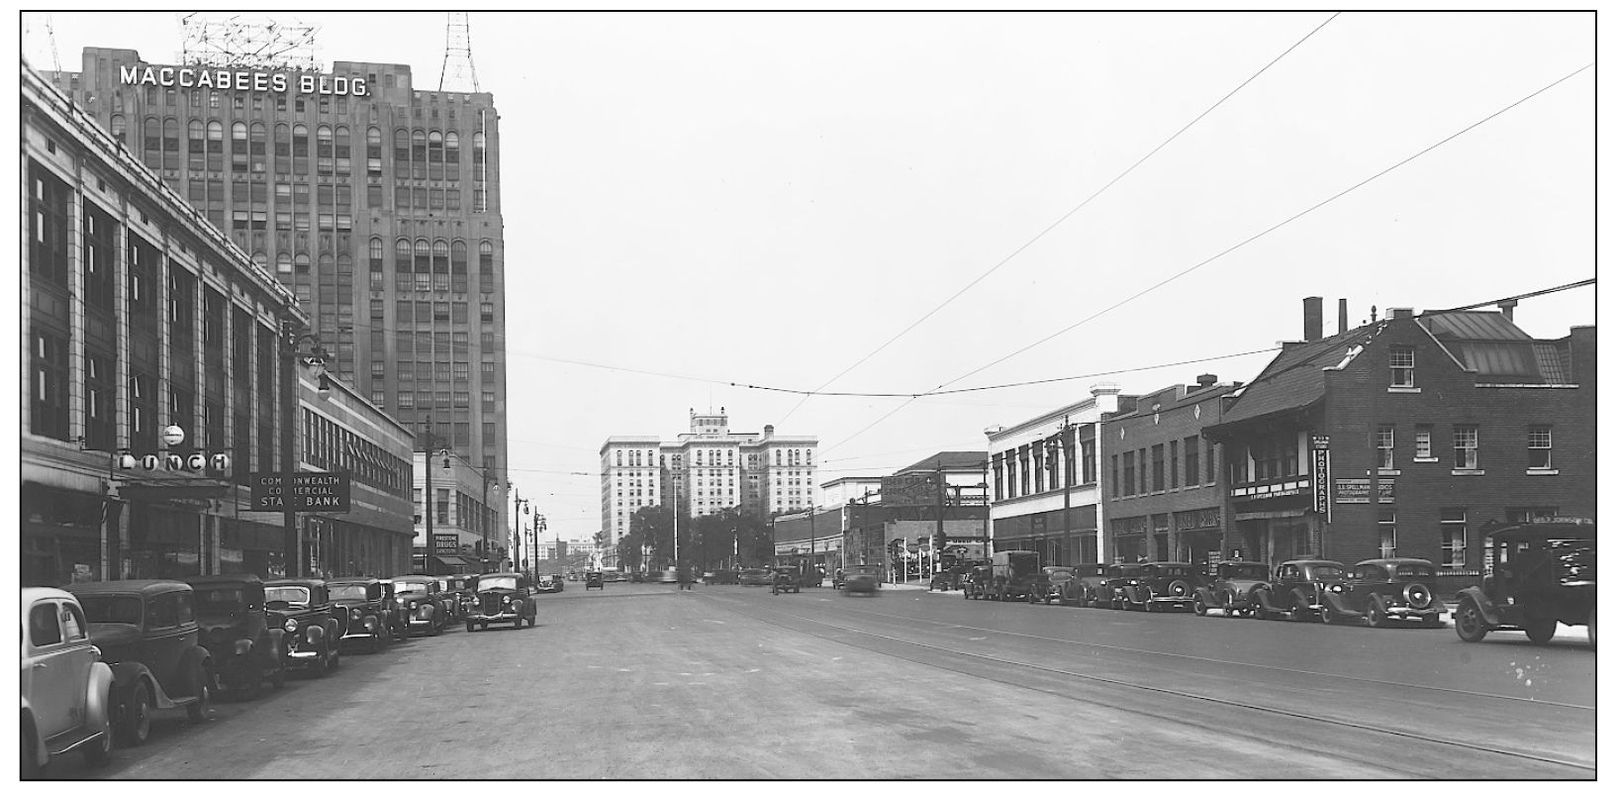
276;253;292;275
316;125;334;175
366;126;383;175
162;118;179;169
334;126;351;175
369;237;385;261
368;237;385;290
230;121;248;172
478;240;494;294
143;117;161;168
273;123;290;174
186;119;203;167
432;239;450;291
291;124;309;174
411;130;427;179
249;122;266;173
206;120;223;171
414;239;431;291
393;128;410;177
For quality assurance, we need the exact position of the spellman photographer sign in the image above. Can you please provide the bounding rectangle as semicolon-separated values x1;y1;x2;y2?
250;471;353;512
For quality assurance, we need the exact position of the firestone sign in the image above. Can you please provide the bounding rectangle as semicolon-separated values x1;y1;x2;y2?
120;65;368;96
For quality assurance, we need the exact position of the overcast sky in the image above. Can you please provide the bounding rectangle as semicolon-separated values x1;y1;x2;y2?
20;11;1599;543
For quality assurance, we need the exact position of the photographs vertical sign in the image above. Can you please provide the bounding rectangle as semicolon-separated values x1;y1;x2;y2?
1311;435;1331;524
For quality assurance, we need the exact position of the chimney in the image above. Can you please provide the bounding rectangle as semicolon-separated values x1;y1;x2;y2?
763;424;775;440
1303;296;1323;342
1389;307;1415;321
1337;299;1349;335
1195;373;1218;389
1498;299;1518;322
1090;383;1122;414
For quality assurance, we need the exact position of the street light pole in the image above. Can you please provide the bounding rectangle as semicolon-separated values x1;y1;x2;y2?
513;487;529;575
280;323;329;579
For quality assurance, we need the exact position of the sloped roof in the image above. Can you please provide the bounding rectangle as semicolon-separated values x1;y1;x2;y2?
1419;311;1534;342
897;450;988;474
1219;325;1380;426
1533;342;1572;384
1420;311;1553;383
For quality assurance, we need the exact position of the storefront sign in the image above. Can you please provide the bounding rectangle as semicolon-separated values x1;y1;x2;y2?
1311;445;1331;521
118;451;232;473
250;472;352;512
434;533;459;552
1333;478;1395;504
120;65;368;96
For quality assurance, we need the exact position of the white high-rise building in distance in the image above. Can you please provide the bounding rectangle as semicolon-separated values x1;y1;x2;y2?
600;409;817;557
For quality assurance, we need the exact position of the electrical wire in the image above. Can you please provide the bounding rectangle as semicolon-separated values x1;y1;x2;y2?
771;12;1342;428
818;60;1594;458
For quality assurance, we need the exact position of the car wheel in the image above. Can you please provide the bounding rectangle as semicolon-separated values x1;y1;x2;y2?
1454;598;1488;642
466;620;476;633
1524;617;1557;644
480;622;489;631
82;709;112;767
1365;598;1387;628
308;646;329;677
1292;596;1314;622
22;724;41;778
328;646;341;671
185;666;212;723
1193;596;1208;616
1251;590;1271;621
270;664;286;690
120;681;153;746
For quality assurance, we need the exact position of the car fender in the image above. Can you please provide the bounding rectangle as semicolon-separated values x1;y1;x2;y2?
85;661;114;731
1454;586;1503;627
1321;591;1358;618
172;646;212;703
1194;586;1218;605
107;660;154;695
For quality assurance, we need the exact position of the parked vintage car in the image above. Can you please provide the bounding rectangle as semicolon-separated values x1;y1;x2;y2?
535;574;566;593
841;564;883;596
264;579;344;675
988;550;1041;602
602;570;627;583
705;569;739;585
186;574;287;698
378;580;408;640
584;571;605;590
1100;563;1148;609
435;574;479;620
1118;562;1202;612
1249;559;1347;622
390;575;450;636
962;564;995;600
326;577;394;653
465;572;537;630
1030;566;1076;605
738;568;775;586
22;587;114;774
1060;564;1109;606
70;580;214;746
1454;521;1595;646
1192;561;1272;617
1318;558;1445;627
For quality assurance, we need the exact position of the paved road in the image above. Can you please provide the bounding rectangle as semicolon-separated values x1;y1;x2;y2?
51;582;1595;780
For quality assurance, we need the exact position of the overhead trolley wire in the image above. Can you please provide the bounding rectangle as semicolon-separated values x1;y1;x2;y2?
818;60;1595;458
772;12;1342;429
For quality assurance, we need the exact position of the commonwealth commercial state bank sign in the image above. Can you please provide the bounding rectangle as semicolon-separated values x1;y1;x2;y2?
121;64;368;96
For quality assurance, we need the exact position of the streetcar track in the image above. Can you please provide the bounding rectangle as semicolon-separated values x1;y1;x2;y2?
827;601;1597;710
706;594;1594;776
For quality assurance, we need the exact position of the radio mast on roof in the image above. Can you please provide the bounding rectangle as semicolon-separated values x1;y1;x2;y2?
438;12;481;92
180;13;320;71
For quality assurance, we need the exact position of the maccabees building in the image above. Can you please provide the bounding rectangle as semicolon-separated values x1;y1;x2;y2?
41;47;509;481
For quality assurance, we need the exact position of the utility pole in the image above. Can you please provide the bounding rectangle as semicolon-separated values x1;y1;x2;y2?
1061;414;1073;566
934;460;946;575
424;415;436;575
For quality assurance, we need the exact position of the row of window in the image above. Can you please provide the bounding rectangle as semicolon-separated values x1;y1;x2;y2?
991;437;1100;501
133;84;356;115
609;447;817;468
1374;424;1553;471
303;409;413;499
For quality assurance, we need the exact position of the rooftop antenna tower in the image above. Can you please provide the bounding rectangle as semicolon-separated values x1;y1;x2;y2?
438;12;481;92
180;13;320;71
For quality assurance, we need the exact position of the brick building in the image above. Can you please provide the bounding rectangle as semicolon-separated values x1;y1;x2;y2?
1205;298;1594;591
1100;375;1240;565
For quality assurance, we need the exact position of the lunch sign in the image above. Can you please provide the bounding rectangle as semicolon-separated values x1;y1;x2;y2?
250;471;352;513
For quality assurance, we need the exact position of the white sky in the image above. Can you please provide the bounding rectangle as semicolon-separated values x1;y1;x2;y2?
18;11;1600;543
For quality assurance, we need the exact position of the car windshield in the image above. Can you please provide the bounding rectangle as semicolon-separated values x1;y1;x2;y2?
1159;566;1192;577
1222;564;1270;581
394;581;428;594
1047;570;1074;581
1308;565;1345;580
478;576;518;591
848;566;882;577
329;584;372;601
1394;564;1434;579
266;587;310;606
1117;565;1144;577
194;588;247;611
79;595;142;625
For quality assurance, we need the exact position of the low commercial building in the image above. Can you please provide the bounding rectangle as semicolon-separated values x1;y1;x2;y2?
986;387;1117;566
1204;298;1595;591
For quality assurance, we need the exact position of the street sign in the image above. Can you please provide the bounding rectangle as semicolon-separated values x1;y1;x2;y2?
250;471;352;512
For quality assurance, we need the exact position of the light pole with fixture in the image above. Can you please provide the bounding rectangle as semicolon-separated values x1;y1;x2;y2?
422;415;452;574
281;325;330;578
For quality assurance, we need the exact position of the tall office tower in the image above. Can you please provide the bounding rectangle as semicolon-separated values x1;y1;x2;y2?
47;44;509;479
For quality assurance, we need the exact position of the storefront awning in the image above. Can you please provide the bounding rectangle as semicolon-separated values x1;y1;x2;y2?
432;554;479;569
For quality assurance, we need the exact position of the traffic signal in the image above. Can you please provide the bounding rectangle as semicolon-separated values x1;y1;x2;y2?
933;533;946;553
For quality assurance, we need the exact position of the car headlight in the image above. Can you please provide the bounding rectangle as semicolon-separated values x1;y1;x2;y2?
284;618;299;633
408;601;418;609
307;625;324;641
1327;583;1344;594
234;638;253;656
351;608;362;619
